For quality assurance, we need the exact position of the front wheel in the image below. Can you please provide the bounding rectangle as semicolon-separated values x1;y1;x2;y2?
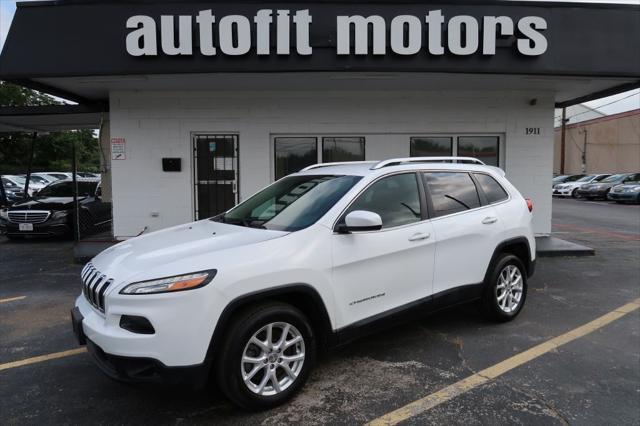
571;188;580;198
482;254;528;322
215;302;316;410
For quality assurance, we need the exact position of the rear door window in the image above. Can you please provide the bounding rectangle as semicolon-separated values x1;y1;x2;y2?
423;172;481;217
474;173;508;204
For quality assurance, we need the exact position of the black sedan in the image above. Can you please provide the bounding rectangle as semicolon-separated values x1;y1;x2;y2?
1;177;26;206
0;180;111;239
576;173;640;200
608;181;640;204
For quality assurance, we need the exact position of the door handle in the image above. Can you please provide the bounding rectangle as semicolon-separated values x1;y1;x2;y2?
482;217;498;225
408;232;430;241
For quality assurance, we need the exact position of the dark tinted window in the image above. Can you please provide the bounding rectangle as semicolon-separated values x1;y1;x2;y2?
457;136;499;166
323;137;365;162
345;173;421;229
275;137;318;180
424;172;481;217
474;173;508;204
410;137;453;157
37;181;97;197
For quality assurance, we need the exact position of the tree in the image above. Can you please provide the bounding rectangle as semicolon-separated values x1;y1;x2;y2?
0;82;100;174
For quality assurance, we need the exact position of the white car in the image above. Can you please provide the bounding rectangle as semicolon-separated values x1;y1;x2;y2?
3;175;46;196
72;157;536;410
553;174;611;198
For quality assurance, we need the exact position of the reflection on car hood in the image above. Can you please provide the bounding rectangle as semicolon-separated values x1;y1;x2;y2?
91;219;288;280
8;196;85;210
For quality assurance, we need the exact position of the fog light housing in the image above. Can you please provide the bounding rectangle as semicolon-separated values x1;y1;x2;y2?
119;315;155;334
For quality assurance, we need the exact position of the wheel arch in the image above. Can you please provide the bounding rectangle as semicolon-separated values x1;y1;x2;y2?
204;284;335;371
483;237;534;283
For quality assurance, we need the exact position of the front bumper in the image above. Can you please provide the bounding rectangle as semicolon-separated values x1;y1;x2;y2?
576;189;609;198
0;220;70;236
607;192;640;202
552;187;574;197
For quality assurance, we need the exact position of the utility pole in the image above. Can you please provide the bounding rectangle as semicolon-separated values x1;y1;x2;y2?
72;140;80;242
24;132;37;197
560;107;567;175
581;129;588;173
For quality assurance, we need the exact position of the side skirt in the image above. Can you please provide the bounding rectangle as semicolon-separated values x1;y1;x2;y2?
333;283;483;346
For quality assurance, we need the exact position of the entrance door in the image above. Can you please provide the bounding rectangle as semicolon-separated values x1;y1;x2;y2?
193;134;239;219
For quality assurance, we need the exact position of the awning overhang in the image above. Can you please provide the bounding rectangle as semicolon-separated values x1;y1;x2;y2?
0;105;106;133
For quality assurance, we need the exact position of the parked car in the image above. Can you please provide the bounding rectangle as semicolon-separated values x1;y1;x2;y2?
0;179;111;239
552;174;586;188
29;172;62;184
607;181;640;204
41;171;100;181
576;173;640;200
71;157;535;410
1;177;26;205
1;175;45;196
553;174;610;198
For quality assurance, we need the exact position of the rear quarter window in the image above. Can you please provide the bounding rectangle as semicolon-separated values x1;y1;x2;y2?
474;173;508;204
423;172;481;217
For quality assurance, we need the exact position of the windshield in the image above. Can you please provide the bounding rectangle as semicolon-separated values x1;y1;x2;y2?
552;175;568;182
601;174;626;183
36;181;98;197
575;175;595;182
2;178;19;188
564;175;585;182
214;175;362;232
28;175;48;184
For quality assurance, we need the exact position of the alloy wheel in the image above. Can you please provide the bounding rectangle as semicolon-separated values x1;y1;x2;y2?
240;322;305;396
495;264;523;313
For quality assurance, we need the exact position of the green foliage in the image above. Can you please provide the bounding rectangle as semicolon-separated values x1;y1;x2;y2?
0;82;100;174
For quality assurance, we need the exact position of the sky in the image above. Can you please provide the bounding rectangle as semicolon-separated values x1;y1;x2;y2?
0;0;639;114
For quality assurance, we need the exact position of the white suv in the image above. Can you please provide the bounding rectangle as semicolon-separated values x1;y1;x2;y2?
71;157;536;410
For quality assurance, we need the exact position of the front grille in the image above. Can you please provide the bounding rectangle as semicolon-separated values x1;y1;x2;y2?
81;263;113;313
8;210;50;224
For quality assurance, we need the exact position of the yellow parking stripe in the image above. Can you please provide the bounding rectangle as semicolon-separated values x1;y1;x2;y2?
368;298;640;426
0;348;86;372
0;296;26;304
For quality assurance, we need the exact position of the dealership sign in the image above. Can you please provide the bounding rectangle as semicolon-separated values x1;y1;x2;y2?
126;9;547;58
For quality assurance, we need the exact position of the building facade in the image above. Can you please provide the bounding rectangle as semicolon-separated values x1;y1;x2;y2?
1;1;639;239
554;109;640;175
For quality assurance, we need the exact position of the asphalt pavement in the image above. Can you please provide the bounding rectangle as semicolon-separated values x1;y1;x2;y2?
0;198;638;425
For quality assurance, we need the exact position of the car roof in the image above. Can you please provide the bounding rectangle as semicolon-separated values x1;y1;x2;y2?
295;161;505;178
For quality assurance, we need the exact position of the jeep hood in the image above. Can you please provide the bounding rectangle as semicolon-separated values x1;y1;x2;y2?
91;220;287;281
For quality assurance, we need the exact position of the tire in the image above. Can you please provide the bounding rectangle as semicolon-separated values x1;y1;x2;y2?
215;302;316;411
571;188;579;198
481;254;527;322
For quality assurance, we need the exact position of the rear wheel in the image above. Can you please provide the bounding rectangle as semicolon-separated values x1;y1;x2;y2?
482;254;527;322
215;302;316;410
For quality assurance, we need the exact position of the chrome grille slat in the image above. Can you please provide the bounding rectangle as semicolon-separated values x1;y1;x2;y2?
8;210;51;224
80;264;111;313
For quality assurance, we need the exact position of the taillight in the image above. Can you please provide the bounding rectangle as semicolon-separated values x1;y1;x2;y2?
525;198;533;212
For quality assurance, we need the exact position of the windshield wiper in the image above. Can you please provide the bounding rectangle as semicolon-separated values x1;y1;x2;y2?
444;194;470;210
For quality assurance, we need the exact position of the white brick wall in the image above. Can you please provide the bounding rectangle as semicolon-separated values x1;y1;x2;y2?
109;89;554;238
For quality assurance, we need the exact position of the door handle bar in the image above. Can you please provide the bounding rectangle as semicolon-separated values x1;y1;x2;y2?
482;217;498;225
408;232;430;241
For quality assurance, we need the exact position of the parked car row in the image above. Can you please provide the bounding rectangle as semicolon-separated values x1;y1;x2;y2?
0;178;111;239
552;173;640;203
1;171;101;200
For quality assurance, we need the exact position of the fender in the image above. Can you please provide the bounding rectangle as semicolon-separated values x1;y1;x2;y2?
202;283;335;371
483;236;534;284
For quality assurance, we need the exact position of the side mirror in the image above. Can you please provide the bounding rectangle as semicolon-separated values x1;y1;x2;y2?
339;210;383;233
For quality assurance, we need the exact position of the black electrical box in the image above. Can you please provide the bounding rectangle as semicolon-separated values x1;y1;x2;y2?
162;158;181;172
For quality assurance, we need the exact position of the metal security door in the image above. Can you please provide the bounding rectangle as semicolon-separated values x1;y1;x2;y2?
193;134;239;219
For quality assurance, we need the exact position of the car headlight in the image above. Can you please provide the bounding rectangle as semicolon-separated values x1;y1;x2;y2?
120;270;217;295
0;209;8;220
632;187;640;192
51;210;69;220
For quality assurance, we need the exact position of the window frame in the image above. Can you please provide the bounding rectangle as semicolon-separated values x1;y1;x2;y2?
333;171;429;233
456;136;501;167
409;136;454;157
409;134;504;169
421;171;485;219
322;137;366;163
273;136;319;181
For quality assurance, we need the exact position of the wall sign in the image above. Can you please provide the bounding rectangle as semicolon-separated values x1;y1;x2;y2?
126;9;547;58
111;138;126;160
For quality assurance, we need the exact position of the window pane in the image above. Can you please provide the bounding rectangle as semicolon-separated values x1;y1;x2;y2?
457;136;499;166
275;137;317;180
345;173;421;229
410;137;453;157
474;173;508;204
424;172;481;217
323;137;365;162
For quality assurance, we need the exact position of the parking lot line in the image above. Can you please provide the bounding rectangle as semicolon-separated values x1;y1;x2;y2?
0;296;26;304
367;298;640;426
0;348;86;372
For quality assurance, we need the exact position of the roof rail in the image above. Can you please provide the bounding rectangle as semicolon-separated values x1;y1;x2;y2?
301;161;377;172
371;157;485;170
